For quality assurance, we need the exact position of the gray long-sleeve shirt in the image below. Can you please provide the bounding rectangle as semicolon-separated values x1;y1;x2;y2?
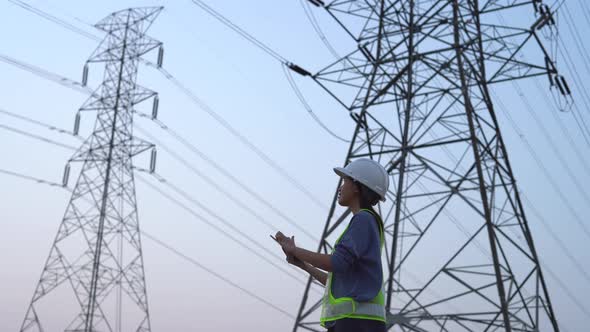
329;210;383;301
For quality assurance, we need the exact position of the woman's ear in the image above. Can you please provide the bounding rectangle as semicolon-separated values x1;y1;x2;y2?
352;181;360;193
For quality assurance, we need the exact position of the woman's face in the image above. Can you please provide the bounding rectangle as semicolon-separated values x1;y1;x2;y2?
337;177;359;207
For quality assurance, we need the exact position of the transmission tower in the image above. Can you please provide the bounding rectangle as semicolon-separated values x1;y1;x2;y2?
292;0;567;331
21;7;163;332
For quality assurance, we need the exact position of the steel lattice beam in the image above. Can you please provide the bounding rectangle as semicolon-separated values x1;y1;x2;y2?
293;1;562;331
20;7;163;332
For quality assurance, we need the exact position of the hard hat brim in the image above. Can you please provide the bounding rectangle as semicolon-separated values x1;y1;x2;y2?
333;167;352;179
333;166;387;202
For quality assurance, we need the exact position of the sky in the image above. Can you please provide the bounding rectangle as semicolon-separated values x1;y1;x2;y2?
1;0;589;331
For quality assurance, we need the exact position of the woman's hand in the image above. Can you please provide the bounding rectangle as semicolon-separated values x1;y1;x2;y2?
274;231;304;268
275;231;297;256
273;231;331;277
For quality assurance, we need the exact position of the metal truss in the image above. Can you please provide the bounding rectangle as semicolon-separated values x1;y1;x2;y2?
21;7;163;332
293;1;564;331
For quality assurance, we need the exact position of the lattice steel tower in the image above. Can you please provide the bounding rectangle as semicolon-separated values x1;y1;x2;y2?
293;0;565;331
21;7;163;332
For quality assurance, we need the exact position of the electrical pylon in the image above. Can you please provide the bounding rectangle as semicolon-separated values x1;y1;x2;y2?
292;0;567;331
21;7;163;332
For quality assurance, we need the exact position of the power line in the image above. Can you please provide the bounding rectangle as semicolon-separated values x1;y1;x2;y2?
0;167;64;188
11;1;588;322
550;0;567;11
428;84;590;322
0;110;313;284
541;260;590;319
7;164;583;326
134;171;318;290
433;85;590;263
520;193;590;283
0;107;324;282
492;90;590;240
414;129;590;325
10;162;579;328
7;0;101;41
496;11;590;146
0;123;77;151
555;9;590;118
570;102;590;143
0;53;92;95
511;82;590;205
32;0;95;27
505;223;590;320
562;3;590;78
297;0;340;60
576;0;590;28
136;130;283;235
154;2;352;159
297;4;590;317
135;122;320;242
189;0;288;63
136;108;320;236
552;16;590;142
0;107;82;140
9;1;335;210
15;0;587;245
141;110;498;311
2;48;328;212
0;166;296;320
530;80;590;165
0;116;508;299
553;44;590;144
555;33;590;114
281;62;350;143
187;3;590;325
0;123;322;313
14;0;287;65
1;48;329;235
141;60;329;210
158;68;329;209
140;231;296;320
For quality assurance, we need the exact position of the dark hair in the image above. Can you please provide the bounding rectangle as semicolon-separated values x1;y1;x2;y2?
353;180;384;232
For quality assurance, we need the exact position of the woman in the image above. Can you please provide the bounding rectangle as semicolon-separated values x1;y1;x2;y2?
275;158;389;332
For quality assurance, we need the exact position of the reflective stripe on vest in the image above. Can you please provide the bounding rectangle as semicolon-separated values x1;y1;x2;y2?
320;209;386;326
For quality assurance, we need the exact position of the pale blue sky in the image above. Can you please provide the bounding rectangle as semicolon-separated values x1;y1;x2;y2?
1;0;589;331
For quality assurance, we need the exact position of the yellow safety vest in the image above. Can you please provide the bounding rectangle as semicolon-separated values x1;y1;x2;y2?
320;209;386;327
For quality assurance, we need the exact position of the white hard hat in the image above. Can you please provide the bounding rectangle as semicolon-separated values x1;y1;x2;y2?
333;158;390;201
